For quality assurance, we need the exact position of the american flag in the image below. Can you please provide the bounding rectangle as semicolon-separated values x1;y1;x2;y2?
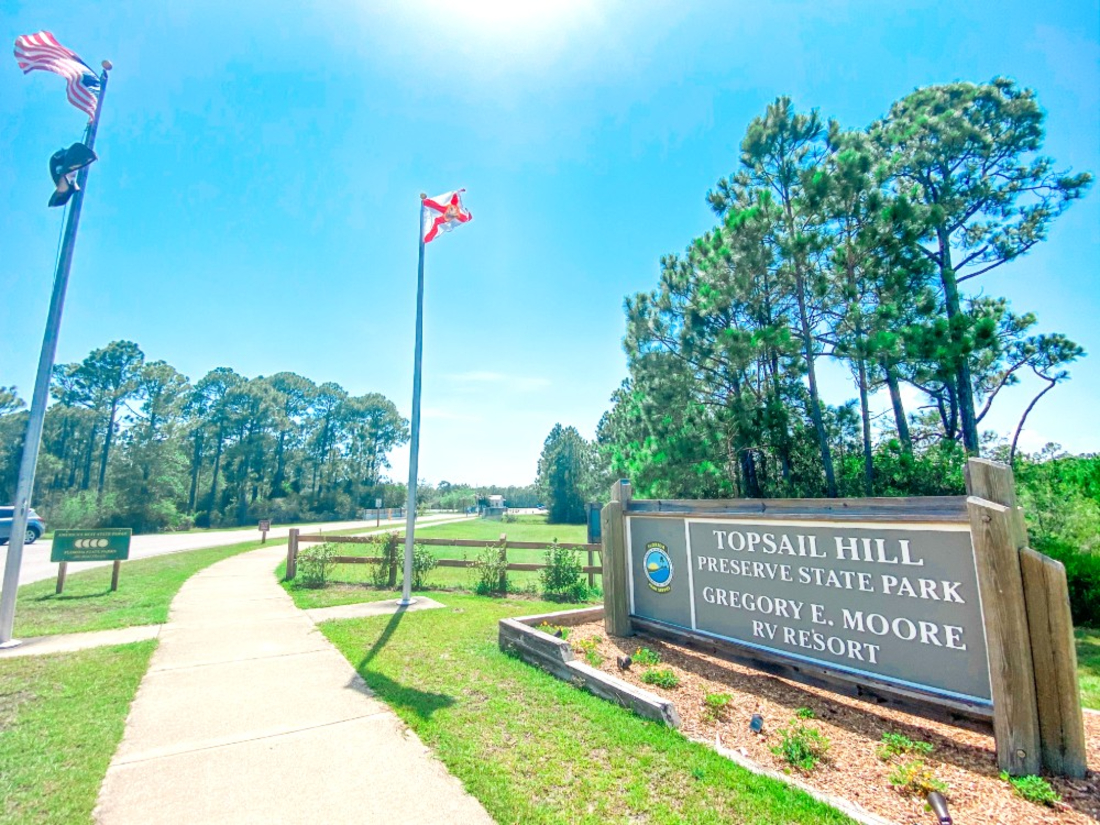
14;31;100;120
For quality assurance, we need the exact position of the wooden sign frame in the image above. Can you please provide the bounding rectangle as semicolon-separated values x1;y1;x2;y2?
600;459;1085;777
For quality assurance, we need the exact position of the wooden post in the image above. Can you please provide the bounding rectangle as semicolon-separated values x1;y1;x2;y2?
966;458;1027;549
387;532;398;588
498;533;508;594
286;528;299;581
967;457;1086;777
1019;549;1088;777
110;560;121;592
601;480;632;638
967;496;1040;775
55;561;67;595
587;546;595;590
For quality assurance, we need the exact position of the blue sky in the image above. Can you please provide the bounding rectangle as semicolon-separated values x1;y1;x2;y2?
2;1;1098;487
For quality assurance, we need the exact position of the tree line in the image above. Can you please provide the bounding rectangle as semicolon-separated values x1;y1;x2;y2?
1;343;411;531
594;78;1091;501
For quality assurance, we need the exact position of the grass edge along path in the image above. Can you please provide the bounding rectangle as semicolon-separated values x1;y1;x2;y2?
12;538;276;638
0;641;155;825
320;594;853;825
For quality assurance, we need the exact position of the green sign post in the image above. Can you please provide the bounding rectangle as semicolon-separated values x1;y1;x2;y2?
51;528;131;594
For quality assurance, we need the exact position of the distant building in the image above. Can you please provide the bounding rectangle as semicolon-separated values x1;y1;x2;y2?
480;494;507;519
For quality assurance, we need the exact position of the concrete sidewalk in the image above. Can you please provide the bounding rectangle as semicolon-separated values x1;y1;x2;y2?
94;545;493;824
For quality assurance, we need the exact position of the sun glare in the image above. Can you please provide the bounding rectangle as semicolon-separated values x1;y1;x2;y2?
414;0;594;37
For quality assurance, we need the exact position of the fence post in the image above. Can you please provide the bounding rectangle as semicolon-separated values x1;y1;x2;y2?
967;496;1040;776
498;533;508;594
587;546;595;590
286;528;298;581
387;532;398;588
966;457;1086;778
602;480;632;637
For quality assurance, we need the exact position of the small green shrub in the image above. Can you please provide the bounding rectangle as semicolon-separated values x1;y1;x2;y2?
795;706;815;719
889;759;947;796
366;533;400;588
574;636;603;667
411;544;437;589
297;543;338;588
632;647;661;666
702;693;733;722
540;542;587;602
501;512;518;523
1001;773;1061;807
771;721;830;772
536;622;569;640
877;732;934;761
472;545;509;595
640;668;680;689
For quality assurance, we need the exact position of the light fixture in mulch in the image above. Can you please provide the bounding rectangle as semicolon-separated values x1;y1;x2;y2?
927;790;952;823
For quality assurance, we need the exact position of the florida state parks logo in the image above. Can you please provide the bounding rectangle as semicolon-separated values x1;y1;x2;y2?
643;542;674;593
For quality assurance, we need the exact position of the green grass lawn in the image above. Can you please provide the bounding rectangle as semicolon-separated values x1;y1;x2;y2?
12;539;271;638
412;515;588;544
1077;627;1100;710
318;593;852;824
0;642;155;825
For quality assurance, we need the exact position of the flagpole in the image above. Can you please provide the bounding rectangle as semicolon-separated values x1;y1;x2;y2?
400;194;428;607
0;63;111;647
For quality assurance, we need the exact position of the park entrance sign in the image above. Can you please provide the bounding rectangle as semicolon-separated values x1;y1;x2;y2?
51;528;132;562
599;459;1087;778
50;528;131;595
629;514;991;705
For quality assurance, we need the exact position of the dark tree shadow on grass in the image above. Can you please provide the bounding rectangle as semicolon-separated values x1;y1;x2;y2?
348;604;456;722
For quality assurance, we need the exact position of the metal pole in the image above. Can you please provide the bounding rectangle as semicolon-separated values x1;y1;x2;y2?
400;195;428;607
0;66;111;647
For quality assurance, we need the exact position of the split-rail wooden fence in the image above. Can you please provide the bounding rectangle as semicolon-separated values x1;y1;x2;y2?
285;530;603;588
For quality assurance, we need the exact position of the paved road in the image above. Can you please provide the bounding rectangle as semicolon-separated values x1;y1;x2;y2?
3;513;468;590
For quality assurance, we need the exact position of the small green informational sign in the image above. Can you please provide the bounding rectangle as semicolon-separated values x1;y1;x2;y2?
51;528;132;562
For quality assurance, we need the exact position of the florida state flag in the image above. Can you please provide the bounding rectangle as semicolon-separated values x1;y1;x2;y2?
421;190;472;244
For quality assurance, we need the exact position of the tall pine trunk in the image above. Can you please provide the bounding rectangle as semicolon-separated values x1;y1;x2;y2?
856;354;873;496
81;421;99;490
881;358;912;453
208;424;224;516
188;429;204;511
936;228;979;454
794;280;838;497
96;400;119;502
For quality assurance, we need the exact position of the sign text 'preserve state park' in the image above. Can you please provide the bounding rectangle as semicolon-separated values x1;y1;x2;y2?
627;515;991;704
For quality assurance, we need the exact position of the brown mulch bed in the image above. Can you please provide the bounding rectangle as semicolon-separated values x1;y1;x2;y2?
565;621;1099;825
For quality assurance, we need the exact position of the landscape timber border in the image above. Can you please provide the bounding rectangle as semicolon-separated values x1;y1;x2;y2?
497;605;680;727
599;458;1086;778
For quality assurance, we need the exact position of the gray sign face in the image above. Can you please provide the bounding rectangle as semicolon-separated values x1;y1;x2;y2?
627;516;991;704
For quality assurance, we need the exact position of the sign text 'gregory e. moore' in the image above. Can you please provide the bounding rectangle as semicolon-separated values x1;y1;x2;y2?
627;515;991;703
